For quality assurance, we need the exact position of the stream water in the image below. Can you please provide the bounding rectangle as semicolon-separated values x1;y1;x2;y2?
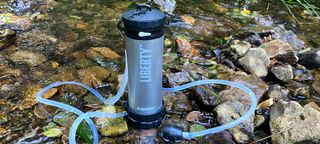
0;0;319;143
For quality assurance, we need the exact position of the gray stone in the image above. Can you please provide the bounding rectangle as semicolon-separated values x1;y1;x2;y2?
270;101;320;144
214;100;254;143
244;34;263;47
227;40;251;59
255;15;274;27
238;48;270;77
271;64;293;83
8;50;47;67
298;50;320;69
166;71;193;87
266;84;289;101
273;25;305;51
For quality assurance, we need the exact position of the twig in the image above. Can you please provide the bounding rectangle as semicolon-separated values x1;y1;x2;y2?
250;127;293;144
281;0;303;26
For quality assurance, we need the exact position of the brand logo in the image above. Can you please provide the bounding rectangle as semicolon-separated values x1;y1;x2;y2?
139;45;152;83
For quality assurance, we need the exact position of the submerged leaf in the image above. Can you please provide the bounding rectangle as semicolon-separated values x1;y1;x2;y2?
77;122;93;144
190;124;206;139
42;128;63;138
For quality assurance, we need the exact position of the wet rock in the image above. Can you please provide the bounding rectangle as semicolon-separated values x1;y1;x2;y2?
198;131;235;144
165;71;193;87
214;100;253;143
73;58;93;69
312;81;320;95
0;29;16;50
77;66;111;87
293;64;314;81
226;40;251;59
244;33;263;47
298;50;320;69
163;91;192;112
273;25;305;51
271;63;293;83
18;85;57;110
153;0;176;15
16;30;57;53
175;38;200;58
180;15;196;26
0;13;31;30
238;48;270;77
53;111;77;127
86;47;121;60
59;93;83;109
95;105;128;136
8;51;48;67
266;84;290;101
285;81;310;98
191;85;221;107
255;15;273;27
270;101;320;144
260;40;299;65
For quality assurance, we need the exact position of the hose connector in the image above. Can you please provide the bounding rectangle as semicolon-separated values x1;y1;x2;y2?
160;125;183;142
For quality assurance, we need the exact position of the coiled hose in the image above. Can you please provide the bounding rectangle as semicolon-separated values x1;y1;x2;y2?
36;52;257;143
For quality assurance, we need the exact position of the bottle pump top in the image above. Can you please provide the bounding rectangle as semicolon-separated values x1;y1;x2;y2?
121;4;166;39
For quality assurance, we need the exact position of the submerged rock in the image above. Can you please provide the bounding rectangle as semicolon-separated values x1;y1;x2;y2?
226;40;251;59
266;84;290;101
95;105;128;136
0;13;31;31
191;85;221;107
86;47;121;60
163;91;192;112
165;71;193;87
273;25;305;51
8;51;48;67
53;111;77;127
285;81;310;98
77;66;112;87
298;50;320;69
238;48;270;77
0;29;16;50
19;85;57;110
261;40;299;65
270;101;320;144
271;63;293;83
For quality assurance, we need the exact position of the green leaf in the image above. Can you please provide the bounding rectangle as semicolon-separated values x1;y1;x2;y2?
42;128;63;138
77;122;93;144
190;124;206;139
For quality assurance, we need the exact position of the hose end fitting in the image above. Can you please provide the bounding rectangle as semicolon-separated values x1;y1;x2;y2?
160;125;183;142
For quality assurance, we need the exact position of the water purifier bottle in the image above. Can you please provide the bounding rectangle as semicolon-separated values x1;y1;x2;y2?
121;4;166;128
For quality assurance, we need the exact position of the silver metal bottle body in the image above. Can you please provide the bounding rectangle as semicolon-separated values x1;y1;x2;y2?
125;36;164;115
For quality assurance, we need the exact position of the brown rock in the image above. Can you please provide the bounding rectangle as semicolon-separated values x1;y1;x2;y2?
260;40;298;65
86;47;121;59
312;81;320;95
285;81;310;98
77;66;111;87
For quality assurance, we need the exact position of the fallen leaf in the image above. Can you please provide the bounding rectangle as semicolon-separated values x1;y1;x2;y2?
190;124;206;139
257;98;274;109
186;111;203;122
42;128;63;138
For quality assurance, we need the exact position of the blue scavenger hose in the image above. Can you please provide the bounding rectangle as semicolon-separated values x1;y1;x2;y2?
69;111;127;144
36;50;257;143
162;80;257;139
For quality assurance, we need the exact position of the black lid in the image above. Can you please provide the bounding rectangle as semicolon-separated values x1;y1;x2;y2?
122;4;166;29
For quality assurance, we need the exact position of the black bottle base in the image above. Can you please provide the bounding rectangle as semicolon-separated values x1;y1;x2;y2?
125;102;165;129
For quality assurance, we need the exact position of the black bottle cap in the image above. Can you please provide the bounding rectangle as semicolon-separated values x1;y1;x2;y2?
121;4;166;40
